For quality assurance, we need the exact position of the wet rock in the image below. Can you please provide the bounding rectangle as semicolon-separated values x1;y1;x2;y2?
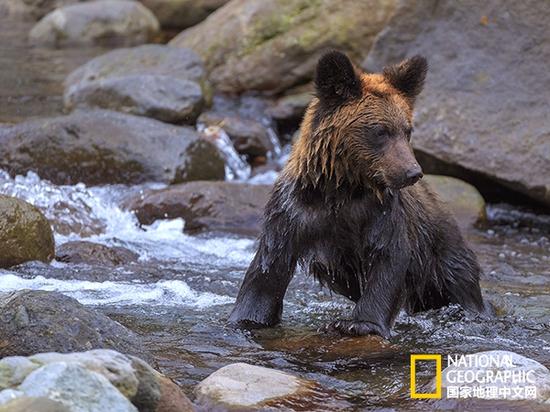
0;397;69;412
124;181;271;236
0;290;150;361
56;241;139;266
195;363;345;410
140;0;229;29
0;195;54;268
198;111;274;157
0;350;193;412
424;175;486;229
0;0;85;21
364;0;550;208
64;45;206;124
0;109;225;186
170;0;397;94
438;350;550;404
29;0;160;47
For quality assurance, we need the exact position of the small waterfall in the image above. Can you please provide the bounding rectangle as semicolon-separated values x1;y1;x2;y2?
197;124;251;181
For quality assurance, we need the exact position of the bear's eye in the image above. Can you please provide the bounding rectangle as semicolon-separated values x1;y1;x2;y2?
368;125;389;143
405;126;414;141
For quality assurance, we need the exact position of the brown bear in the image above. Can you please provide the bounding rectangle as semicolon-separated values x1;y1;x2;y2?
229;50;491;338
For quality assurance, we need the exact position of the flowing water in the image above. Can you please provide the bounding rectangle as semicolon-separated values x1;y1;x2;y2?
1;17;549;411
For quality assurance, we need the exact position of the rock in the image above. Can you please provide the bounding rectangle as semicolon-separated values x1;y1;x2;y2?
123;181;271;235
29;0;160;47
64;45;207;124
0;349;194;412
267;92;312;123
363;0;550;208
18;363;137;411
0;290;150;361
0;397;69;412
424;175;486;229
0;195;54;268
439;350;550;404
198;111;274;157
170;0;397;94
140;0;229;29
56;241;139;266
0;0;85;21
0;109;225;186
195;363;343;410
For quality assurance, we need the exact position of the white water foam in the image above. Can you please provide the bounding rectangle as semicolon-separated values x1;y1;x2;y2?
0;273;233;308
0;170;255;266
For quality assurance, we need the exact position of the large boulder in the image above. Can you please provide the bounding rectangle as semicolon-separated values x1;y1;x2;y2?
123;181;271;235
0;350;194;412
0;110;225;185
0;290;150;361
64;45;207;124
29;0;160;47
170;0;397;94
139;0;229;29
0;195;54;268
363;0;550;208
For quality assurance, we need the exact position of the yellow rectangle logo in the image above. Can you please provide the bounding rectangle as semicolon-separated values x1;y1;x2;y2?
410;354;442;399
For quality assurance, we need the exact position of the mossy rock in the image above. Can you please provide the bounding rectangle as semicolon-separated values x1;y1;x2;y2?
425;175;486;229
0;195;54;268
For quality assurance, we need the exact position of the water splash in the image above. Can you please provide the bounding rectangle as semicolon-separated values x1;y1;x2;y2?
0;170;255;266
198;124;251;181
0;272;233;307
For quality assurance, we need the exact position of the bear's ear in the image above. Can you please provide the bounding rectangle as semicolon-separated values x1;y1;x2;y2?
315;50;362;105
383;55;428;102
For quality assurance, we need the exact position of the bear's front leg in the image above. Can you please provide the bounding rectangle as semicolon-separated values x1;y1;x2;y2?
323;252;409;339
228;237;297;327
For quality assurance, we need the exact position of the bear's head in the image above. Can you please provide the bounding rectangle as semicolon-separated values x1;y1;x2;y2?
290;50;427;192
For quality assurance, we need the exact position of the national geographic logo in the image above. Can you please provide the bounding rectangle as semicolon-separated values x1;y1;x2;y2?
410;354;442;399
410;353;539;400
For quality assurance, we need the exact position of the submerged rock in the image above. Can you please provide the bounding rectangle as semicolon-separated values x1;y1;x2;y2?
140;0;229;29
0;290;149;361
424;175;486;229
56;241;139;266
195;362;347;410
64;45;207;124
170;0;396;94
29;0;160;47
0;110;225;185
364;0;550;208
0;350;193;412
0;195;54;268
124;181;271;235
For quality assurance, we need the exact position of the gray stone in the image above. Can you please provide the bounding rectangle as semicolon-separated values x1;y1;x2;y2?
64;45;207;124
29;0;159;47
0;109;225;185
0;195;55;268
19;362;138;412
0;0;85;21
0;290;150;361
364;0;550;208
